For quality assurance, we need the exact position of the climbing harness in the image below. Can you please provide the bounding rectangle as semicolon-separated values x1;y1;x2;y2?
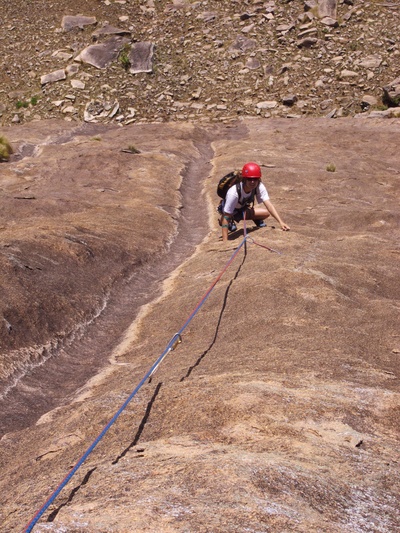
24;220;280;532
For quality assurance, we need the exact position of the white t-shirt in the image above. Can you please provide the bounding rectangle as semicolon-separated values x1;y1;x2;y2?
223;181;269;214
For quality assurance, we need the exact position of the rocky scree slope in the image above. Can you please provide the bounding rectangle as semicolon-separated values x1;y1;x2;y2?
0;0;399;126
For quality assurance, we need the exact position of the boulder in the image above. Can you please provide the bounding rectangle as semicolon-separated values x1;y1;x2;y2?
245;57;261;70
282;95;298;106
129;42;155;74
361;94;378;110
298;37;318;48
256;100;278;109
229;35;257;52
321;16;339;27
382;76;400;107
357;55;382;69
92;24;131;40
61;15;97;31
318;0;337;19
75;37;130;69
40;69;66;85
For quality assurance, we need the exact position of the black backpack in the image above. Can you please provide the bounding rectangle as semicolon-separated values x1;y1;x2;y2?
216;170;242;199
217;170;259;208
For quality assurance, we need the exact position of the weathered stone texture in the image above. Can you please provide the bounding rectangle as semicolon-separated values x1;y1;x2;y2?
0;118;399;533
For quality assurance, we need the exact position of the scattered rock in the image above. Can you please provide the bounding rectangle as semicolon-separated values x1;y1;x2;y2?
340;69;358;78
368;107;400;118
277;23;295;34
298;27;318;39
361;94;378;109
245;57;261;70
129;42;155;74
52;50;73;60
321;16;339;27
61;15;97;31
318;0;337;19
229;35;256;53
92;24;131;40
198;12;217;23
282;95;298;106
256;100;278;109
298;37;318;48
66;64;80;76
382;76;400;107
242;23;256;34
358;55;382;69
40;69;66;85
84;99;120;122
71;79;85;89
62;105;77;114
305;0;318;11
75;37;130;69
325;108;337;118
0;2;399;124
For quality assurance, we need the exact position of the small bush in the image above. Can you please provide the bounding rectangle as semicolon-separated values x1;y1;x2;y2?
0;136;13;162
127;145;140;154
119;45;131;70
16;96;39;109
326;163;336;172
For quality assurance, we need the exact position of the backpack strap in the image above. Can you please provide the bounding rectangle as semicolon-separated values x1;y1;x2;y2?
236;182;259;208
236;182;242;205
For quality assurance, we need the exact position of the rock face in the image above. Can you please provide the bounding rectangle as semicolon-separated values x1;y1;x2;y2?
0;117;399;532
0;1;399;531
0;120;213;421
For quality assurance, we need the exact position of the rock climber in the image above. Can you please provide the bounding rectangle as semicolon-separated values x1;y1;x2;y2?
220;162;290;242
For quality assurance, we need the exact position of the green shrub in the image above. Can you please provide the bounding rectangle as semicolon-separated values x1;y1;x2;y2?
119;45;131;70
326;163;336;172
16;96;39;108
127;145;140;154
0;136;13;162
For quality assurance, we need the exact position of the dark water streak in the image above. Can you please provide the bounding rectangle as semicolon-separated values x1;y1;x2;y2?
0;123;247;437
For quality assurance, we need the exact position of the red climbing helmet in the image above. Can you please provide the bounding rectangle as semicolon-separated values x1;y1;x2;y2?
242;162;262;179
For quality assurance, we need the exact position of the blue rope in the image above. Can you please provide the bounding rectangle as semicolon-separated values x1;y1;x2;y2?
24;234;249;532
24;334;179;532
